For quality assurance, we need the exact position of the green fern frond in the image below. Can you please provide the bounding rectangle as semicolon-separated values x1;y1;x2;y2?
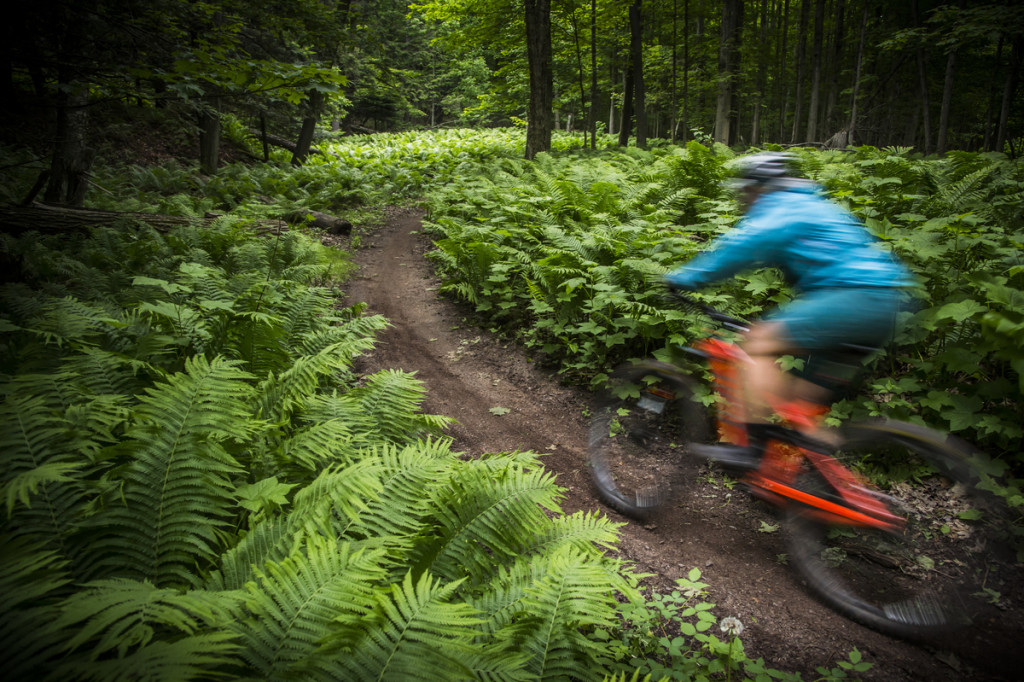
342;441;455;544
55;631;241;682
205;518;294;592
413;460;562;585
289;459;386;538
98;356;255;586
211;458;385;592
55;578;244;655
0;395;92;558
26;296;119;349
520;510;623;556
495;548;624;681
327;571;483;682
254;341;356;425
62;346;151;398
347;369;454;444
234;536;388;680
0;535;73;678
270;419;359;473
294;312;388;358
298;391;378;440
932;164;999;215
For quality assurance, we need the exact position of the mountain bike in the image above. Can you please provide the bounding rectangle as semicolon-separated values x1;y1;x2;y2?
588;294;998;637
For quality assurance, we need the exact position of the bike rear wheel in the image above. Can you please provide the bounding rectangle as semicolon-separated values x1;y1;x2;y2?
786;419;991;637
587;361;711;519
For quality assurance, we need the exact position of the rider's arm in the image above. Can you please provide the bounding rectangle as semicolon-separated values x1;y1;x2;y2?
665;209;787;291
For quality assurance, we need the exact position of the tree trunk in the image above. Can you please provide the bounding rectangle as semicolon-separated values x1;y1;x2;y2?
292;89;325;166
591;0;598;149
790;0;810;143
824;0;845;132
936;46;957;155
681;0;690;143
984;35;1003;152
44;83;93;207
805;0;824;143
618;60;635;146
727;0;744;145
714;0;741;144
630;0;647;148
775;0;790;141
199;99;221;176
569;8;589;147
912;0;932;154
996;36;1022;155
671;0;678;143
751;0;769;146
525;0;553;160
848;3;868;146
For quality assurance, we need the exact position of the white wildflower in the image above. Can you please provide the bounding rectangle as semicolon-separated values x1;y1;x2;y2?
719;616;744;637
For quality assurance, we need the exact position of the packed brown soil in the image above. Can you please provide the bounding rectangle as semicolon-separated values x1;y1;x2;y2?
340;208;1023;681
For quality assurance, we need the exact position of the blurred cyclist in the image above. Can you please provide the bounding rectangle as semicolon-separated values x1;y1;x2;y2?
665;152;916;465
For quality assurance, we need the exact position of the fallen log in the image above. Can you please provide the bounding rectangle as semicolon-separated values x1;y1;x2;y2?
0;202;219;236
283;209;352;235
0;203;355;237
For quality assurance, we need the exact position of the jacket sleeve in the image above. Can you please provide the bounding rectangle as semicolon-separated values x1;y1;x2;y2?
664;212;785;290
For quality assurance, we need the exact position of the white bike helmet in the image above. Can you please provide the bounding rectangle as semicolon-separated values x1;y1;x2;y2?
728;152;804;192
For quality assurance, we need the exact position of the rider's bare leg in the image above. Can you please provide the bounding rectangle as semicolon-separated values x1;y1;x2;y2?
740;321;840;447
739;321;794;423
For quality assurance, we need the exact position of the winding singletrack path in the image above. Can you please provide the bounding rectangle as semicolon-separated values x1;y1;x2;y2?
342;209;1021;681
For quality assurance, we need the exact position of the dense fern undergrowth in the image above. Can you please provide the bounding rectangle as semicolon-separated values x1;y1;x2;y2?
1;128;857;681
422;139;1024;477
1;125;1017;679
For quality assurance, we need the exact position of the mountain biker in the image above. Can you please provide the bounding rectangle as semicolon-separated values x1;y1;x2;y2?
664;151;916;465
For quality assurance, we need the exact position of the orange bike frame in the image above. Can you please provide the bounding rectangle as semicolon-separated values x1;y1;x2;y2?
694;337;905;532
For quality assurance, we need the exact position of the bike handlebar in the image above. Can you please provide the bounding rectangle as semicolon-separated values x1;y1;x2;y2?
670;291;750;332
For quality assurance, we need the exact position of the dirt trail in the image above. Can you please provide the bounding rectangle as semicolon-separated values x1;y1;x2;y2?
341;209;1020;681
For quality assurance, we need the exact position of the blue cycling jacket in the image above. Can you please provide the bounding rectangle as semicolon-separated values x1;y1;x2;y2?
664;185;915;292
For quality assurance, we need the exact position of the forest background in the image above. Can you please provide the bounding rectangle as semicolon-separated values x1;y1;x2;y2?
4;0;1023;198
1;0;1023;680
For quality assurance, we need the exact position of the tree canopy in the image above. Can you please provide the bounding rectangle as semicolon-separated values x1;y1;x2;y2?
3;0;1023;195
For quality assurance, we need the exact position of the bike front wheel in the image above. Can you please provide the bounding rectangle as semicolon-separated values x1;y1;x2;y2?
786;419;995;637
587;361;711;519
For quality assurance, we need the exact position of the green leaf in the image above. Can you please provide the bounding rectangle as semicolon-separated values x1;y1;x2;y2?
235;477;295;514
933;299;987;323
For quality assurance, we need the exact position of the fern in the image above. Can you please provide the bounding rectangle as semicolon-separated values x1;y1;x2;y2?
0;535;73;679
471;548;631;682
209;459;385;591
342;440;455;548
0;395;94;563
345;368;455;444
412;457;562;586
496;548;626;681
326;570;485;682
97;356;255;586
55;632;241;682
253;341;357;426
55;578;244;655
233;536;387;680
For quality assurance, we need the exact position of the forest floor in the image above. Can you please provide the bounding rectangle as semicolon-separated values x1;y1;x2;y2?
339;208;1023;681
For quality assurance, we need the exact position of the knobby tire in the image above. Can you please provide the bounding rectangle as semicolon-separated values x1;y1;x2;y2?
587;361;710;519
785;419;993;637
